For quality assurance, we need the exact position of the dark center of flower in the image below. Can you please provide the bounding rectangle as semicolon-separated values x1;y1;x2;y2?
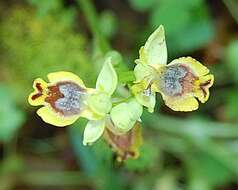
45;82;86;116
160;65;188;96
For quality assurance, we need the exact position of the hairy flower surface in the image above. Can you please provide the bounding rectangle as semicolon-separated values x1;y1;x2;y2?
132;25;214;112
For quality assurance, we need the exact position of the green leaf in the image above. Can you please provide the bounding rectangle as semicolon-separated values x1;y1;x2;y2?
0;85;25;143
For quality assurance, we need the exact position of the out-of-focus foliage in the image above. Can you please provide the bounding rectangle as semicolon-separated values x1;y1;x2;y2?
225;40;238;82
1;0;238;190
129;0;157;11
224;40;238;120
130;0;214;55
0;85;25;143
125;141;160;171
0;3;94;104
99;10;118;39
27;0;75;20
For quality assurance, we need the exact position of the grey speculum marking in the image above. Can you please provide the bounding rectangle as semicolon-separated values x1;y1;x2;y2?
55;83;86;116
160;65;187;96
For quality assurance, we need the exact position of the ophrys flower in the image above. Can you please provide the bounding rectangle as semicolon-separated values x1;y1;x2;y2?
132;25;214;112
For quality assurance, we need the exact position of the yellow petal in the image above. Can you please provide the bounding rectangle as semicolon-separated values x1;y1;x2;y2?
169;57;209;76
47;71;86;87
37;106;80;127
28;78;48;106
162;94;199;112
134;63;156;83
194;74;214;103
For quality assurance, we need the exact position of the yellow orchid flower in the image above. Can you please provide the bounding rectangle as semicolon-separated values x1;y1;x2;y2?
28;72;98;127
28;58;117;145
132;25;214;112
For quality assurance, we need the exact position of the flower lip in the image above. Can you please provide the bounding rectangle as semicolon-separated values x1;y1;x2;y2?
200;79;212;98
159;64;198;97
45;81;87;116
31;82;44;101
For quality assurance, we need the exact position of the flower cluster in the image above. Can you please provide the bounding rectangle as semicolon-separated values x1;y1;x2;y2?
28;58;142;147
28;25;214;158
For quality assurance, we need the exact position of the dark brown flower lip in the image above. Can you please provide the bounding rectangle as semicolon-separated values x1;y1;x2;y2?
31;83;43;101
45;83;64;114
159;64;199;97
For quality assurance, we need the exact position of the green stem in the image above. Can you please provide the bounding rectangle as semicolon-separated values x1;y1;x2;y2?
76;0;110;53
223;0;238;24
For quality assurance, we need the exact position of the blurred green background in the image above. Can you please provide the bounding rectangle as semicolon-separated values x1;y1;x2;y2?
0;0;238;189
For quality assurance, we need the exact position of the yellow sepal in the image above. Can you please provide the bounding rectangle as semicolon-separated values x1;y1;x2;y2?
135;46;146;65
